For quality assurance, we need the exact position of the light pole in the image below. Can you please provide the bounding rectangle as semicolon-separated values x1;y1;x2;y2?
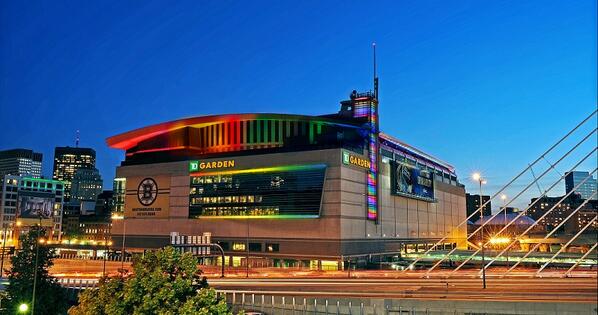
501;194;509;268
102;220;113;277
111;213;126;271
472;172;487;289
31;216;42;315
245;218;249;278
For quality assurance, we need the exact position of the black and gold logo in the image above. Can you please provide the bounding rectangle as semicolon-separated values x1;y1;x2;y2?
137;178;158;206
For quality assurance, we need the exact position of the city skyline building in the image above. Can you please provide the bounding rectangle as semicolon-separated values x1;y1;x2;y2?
0;175;64;244
70;167;103;201
465;193;492;222
565;171;597;200
0;148;43;178
52;146;96;200
528;194;597;234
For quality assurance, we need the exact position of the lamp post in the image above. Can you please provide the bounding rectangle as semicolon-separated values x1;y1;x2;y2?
472;173;487;289
245;218;249;278
501;194;509;268
111;213;126;271
31;216;42;315
102;220;113;277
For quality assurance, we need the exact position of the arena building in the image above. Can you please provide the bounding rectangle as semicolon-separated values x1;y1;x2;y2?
107;90;466;269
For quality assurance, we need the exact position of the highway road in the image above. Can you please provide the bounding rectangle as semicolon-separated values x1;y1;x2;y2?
38;259;598;304
209;277;598;303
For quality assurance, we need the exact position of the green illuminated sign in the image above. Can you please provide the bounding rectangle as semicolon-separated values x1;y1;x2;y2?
189;161;199;172
189;160;235;172
342;151;350;165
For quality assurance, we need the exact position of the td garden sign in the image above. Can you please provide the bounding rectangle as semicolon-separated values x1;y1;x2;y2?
189;159;235;172
342;151;370;169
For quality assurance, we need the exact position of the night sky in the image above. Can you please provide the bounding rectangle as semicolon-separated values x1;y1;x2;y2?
1;0;596;210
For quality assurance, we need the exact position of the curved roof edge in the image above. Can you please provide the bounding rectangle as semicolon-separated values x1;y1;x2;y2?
106;113;359;150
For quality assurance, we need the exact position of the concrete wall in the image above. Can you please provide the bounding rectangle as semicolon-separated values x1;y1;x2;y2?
339;153;467;255
112;148;467;259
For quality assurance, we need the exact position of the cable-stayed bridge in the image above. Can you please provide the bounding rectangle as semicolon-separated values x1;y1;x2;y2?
401;109;597;279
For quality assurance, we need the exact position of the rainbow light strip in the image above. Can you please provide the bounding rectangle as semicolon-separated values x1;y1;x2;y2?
367;99;379;221
107;113;361;151
190;163;326;177
197;214;320;219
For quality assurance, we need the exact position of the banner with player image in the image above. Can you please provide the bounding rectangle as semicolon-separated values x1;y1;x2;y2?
390;160;434;200
17;191;55;219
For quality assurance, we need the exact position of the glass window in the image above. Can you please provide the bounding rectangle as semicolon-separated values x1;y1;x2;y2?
266;243;279;252
189;164;326;218
249;243;262;252
232;242;246;251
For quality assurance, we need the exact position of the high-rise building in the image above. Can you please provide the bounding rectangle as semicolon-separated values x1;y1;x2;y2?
466;193;491;222
52;147;96;199
528;194;597;234
0;149;43;178
0;175;64;243
565;171;597;200
70;167;103;201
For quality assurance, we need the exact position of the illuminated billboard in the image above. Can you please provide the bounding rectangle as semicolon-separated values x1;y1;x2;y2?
17;191;55;219
390;161;434;201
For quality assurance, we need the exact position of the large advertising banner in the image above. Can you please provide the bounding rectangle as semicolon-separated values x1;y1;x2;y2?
17;191;54;219
125;175;171;218
390;161;435;200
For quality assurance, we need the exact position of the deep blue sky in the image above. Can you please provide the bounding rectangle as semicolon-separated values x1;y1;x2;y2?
1;0;596;210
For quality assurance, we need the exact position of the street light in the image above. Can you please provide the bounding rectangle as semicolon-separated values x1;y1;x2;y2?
111;213;126;271
500;194;509;268
31;216;42;315
472;172;487;289
18;303;28;313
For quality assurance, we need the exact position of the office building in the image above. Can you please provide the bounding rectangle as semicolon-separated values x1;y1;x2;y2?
528;194;597;234
70;167;103;201
0;175;64;244
106;90;467;268
52;147;96;199
565;171;597;200
466;193;491;222
0;149;43;178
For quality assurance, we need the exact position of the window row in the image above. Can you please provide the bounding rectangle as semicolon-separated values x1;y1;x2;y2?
191;195;263;205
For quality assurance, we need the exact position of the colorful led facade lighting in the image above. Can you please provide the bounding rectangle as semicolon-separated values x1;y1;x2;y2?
367;96;380;221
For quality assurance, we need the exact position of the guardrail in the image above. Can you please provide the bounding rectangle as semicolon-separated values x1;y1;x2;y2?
217;290;598;315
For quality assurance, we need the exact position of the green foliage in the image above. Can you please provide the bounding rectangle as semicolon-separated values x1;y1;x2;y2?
4;226;67;315
69;247;234;315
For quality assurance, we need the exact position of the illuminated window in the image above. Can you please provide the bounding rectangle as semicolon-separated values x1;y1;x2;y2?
266;243;279;252
232;242;246;251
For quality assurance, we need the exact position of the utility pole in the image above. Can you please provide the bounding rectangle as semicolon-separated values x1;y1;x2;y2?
31;216;42;315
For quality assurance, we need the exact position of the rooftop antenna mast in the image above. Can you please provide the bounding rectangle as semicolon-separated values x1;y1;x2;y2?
76;130;80;148
373;42;379;100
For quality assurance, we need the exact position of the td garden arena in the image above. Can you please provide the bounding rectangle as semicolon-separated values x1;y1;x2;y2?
107;90;466;269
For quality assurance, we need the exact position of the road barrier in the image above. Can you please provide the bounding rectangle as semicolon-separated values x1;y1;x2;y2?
217;290;598;315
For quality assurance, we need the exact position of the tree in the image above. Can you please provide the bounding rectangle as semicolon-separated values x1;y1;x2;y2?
4;225;67;314
69;247;235;315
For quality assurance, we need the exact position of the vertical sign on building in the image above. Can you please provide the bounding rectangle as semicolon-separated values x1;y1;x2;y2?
366;95;379;221
367;45;380;222
353;87;379;222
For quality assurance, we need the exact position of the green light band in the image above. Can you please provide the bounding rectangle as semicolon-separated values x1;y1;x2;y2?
190;163;326;177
